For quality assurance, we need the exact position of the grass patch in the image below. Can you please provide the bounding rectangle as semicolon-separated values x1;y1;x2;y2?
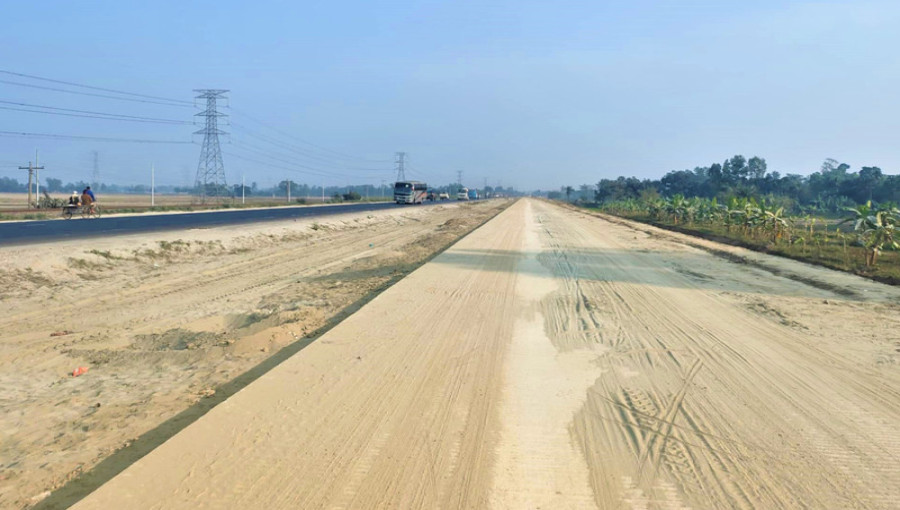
87;249;127;261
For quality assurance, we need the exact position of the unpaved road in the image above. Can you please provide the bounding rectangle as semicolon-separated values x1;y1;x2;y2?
37;199;900;508
0;200;507;509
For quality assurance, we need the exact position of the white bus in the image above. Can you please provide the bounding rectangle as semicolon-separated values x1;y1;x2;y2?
457;187;469;200
394;181;428;204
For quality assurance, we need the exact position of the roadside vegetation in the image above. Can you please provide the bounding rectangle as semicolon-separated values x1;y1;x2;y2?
556;156;900;285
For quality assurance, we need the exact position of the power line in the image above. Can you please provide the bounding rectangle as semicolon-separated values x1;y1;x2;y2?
0;99;191;123
230;108;390;163
228;142;358;179
0;103;192;125
0;69;193;104
0;79;194;107
224;151;355;180
231;125;388;172
0;130;192;144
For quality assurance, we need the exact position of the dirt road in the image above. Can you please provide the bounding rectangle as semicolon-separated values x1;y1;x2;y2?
0;200;507;508
53;199;900;508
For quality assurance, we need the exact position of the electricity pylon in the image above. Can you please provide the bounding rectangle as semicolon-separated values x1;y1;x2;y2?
395;152;406;182
194;89;229;202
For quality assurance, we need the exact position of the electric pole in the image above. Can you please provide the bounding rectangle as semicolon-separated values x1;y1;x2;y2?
151;163;155;206
193;89;229;203
395;152;406;182
457;170;463;189
19;159;44;209
92;151;100;189
287;179;291;202
35;150;41;203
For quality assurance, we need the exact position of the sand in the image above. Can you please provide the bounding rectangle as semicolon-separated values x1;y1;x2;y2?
0;200;508;508
59;198;900;509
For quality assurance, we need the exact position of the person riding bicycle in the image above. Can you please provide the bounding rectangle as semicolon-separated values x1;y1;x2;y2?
81;186;96;214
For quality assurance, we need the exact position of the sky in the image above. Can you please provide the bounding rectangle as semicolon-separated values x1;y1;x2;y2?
1;0;899;191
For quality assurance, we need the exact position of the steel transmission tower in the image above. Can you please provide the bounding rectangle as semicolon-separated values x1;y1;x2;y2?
194;89;229;202
395;152;406;182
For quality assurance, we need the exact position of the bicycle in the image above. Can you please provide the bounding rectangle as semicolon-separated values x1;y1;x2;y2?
82;203;101;219
61;203;102;219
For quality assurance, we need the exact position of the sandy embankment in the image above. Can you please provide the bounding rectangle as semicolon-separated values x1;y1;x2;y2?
0;200;508;508
66;198;900;509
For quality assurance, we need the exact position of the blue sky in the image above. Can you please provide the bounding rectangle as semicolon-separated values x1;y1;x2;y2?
1;1;899;190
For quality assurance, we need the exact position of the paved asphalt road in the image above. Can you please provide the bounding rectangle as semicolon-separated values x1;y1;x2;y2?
0;202;434;246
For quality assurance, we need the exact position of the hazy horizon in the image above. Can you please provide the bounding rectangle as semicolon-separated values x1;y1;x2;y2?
2;1;899;190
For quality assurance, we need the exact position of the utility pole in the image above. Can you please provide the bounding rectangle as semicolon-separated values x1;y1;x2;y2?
92;151;100;189
381;179;385;199
395;152;406;182
35;150;40;202
151;163;155;206
193;89;229;203
19;159;44;209
321;182;325;203
241;174;245;205
287;179;291;202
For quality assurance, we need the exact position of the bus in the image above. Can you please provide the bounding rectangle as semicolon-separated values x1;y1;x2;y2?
394;181;428;204
457;187;469;200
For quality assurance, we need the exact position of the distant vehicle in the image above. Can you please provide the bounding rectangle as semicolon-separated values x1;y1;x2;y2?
457;187;469;200
467;189;478;200
438;192;450;200
426;191;437;201
394;181;428;204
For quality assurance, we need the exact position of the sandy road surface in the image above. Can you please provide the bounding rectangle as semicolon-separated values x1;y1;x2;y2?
65;199;900;508
0;200;507;508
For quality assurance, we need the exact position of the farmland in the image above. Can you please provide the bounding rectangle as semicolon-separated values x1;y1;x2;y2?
590;196;900;286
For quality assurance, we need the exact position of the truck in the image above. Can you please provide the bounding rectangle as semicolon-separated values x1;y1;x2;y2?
457;187;469;200
467;189;478;200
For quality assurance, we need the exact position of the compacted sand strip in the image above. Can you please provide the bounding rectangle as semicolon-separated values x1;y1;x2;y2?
70;198;900;509
71;200;531;509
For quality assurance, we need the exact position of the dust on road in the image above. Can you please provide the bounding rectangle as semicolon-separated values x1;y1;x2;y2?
62;198;900;509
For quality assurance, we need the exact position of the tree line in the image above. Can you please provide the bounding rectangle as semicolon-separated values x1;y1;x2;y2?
553;156;900;214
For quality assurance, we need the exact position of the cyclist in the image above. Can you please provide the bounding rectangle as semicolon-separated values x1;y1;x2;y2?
81;186;96;215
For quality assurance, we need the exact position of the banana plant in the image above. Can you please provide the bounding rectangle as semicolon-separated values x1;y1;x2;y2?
762;206;791;243
861;211;898;266
840;202;899;266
